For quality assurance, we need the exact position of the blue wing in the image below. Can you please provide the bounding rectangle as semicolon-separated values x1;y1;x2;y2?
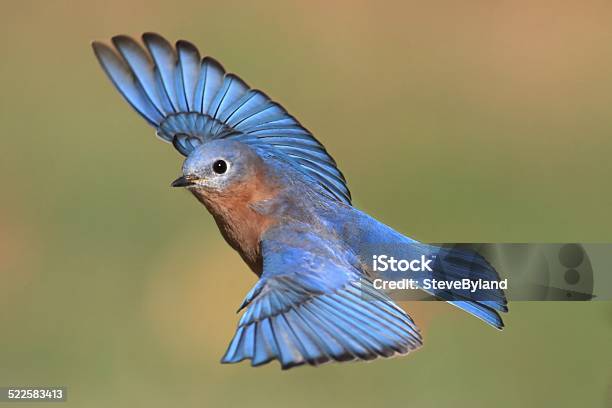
221;225;422;369
92;33;351;204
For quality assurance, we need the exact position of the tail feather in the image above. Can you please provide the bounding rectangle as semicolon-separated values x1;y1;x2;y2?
422;246;508;329
448;300;504;329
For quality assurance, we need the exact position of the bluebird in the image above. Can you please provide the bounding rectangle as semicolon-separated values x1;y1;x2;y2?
92;33;507;369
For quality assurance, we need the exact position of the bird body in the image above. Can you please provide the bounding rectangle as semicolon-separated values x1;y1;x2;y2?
93;33;507;369
185;140;412;277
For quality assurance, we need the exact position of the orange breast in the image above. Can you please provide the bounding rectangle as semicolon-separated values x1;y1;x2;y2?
191;171;280;275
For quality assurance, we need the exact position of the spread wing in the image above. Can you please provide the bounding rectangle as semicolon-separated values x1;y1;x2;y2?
221;226;422;369
92;33;351;204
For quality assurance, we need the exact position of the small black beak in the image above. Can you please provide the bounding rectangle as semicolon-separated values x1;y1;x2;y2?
171;175;196;188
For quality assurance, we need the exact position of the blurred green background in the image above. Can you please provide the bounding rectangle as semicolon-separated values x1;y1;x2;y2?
1;1;611;407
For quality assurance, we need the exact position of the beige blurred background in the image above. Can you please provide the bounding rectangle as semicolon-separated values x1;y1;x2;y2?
1;1;611;407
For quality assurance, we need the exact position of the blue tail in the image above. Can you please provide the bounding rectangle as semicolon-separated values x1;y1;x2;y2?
415;245;508;329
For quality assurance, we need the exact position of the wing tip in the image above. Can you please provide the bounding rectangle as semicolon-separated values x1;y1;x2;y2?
142;32;173;49
176;39;199;51
91;40;112;58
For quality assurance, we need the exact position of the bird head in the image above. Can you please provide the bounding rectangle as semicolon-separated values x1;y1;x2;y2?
171;139;271;198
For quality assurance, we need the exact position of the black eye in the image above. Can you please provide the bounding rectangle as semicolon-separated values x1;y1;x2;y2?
212;159;228;174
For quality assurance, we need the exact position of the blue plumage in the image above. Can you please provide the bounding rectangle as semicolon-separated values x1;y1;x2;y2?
93;33;507;370
175;40;201;112
221;225;422;368
92;34;351;204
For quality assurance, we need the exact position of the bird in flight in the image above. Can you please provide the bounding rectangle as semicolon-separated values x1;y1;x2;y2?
92;33;507;369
